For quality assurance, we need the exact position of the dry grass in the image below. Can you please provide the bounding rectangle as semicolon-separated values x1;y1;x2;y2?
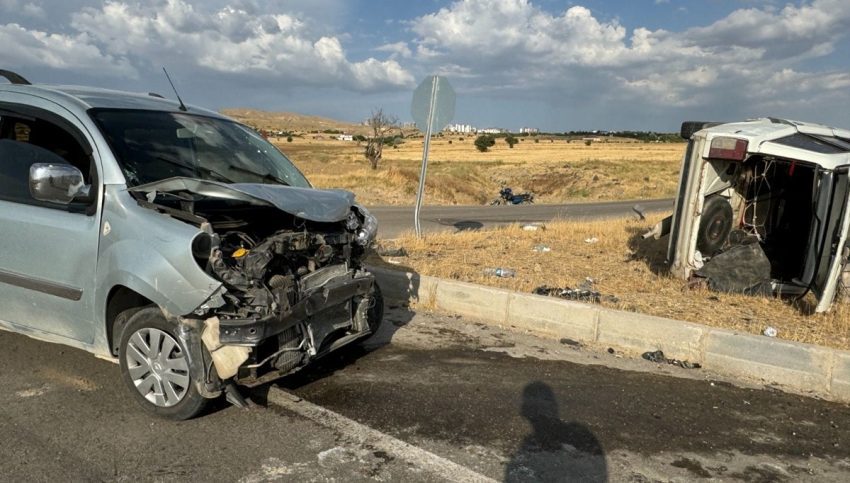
276;136;685;206
370;215;850;351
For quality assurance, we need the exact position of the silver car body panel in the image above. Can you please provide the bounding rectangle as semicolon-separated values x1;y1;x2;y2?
0;85;229;357
0;90;105;345
129;177;356;223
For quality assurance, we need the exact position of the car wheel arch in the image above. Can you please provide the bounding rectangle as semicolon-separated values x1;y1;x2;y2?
106;285;154;356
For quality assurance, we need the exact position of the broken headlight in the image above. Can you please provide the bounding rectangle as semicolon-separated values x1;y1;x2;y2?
354;205;378;246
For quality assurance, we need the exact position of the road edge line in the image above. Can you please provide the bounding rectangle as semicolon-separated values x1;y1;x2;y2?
265;388;497;483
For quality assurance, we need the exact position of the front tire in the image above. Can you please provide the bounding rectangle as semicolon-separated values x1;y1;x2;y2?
118;307;208;420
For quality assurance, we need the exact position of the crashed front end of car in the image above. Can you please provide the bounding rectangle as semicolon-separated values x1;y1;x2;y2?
649;119;850;313
129;178;382;389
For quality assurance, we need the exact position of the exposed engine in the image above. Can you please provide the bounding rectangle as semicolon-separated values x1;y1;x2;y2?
132;184;381;386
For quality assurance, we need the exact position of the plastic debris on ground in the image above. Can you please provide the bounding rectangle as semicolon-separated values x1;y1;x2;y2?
694;242;772;294
522;223;546;231
376;247;409;258
483;267;516;278
763;326;778;338
584;237;599;244
533;277;619;304
532;244;551;253
559;338;582;347
641;349;702;369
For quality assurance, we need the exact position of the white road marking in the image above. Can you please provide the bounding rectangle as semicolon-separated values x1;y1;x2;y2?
266;388;497;483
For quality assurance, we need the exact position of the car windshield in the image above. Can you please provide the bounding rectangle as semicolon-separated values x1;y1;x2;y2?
90;109;311;188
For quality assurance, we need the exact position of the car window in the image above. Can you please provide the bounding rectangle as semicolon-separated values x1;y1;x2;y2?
773;133;850;154
0;111;94;208
90;109;311;188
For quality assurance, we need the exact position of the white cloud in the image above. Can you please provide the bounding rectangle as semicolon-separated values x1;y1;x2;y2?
0;0;44;18
375;41;412;59
409;0;850;110
0;23;136;76
1;0;413;91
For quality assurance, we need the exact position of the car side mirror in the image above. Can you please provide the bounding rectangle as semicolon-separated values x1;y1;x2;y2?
29;163;91;205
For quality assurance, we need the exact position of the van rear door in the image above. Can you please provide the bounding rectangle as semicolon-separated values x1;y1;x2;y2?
668;135;707;278
812;167;850;312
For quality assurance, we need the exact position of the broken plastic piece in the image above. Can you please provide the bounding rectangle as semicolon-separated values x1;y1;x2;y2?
483;267;516;278
584;237;599;244
201;317;251;380
641;349;702;369
224;381;249;408
532;244;551;253
763;326;778;337
522;223;545;231
695;244;772;294
642;215;672;240
376;247;408;257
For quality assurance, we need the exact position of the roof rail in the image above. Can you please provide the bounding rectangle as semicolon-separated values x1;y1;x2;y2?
0;69;31;85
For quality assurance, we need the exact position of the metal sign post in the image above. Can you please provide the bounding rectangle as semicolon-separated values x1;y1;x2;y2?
411;75;455;237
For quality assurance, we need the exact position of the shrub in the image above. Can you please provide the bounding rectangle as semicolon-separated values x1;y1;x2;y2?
474;134;496;152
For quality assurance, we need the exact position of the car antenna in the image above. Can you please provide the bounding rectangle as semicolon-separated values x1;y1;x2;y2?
162;67;188;111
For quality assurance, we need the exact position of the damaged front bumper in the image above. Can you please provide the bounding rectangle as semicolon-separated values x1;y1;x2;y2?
217;269;376;346
198;267;381;388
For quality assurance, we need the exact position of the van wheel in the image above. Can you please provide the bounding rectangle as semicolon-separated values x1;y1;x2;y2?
697;196;733;255
118;307;208;420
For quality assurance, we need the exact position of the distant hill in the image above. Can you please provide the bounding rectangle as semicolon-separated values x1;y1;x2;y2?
221;108;369;135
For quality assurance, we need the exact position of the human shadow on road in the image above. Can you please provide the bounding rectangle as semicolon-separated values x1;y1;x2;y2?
505;381;607;482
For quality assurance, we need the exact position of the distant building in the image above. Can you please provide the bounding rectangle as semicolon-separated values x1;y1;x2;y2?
519;127;539;134
445;123;476;133
336;134;354;141
478;127;504;134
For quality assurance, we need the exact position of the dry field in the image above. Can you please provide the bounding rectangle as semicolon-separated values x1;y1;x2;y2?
274;136;685;206
370;215;850;352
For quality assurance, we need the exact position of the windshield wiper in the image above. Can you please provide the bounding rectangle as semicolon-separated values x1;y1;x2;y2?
151;155;234;183
228;165;290;186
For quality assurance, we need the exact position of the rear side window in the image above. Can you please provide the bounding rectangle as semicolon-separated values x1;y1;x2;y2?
773;133;850;154
0;109;94;209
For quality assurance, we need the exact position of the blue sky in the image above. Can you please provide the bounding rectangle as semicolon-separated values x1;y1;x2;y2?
1;0;849;131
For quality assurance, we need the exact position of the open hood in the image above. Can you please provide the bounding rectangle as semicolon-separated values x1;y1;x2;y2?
128;177;356;223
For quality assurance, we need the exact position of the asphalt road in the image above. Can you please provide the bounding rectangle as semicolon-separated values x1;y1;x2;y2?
368;198;674;238
2;307;849;482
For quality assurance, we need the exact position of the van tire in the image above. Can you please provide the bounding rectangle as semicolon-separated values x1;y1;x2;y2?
118;307;208;420
697;196;733;255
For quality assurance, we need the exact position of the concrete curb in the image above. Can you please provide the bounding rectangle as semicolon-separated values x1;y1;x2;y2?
369;265;850;405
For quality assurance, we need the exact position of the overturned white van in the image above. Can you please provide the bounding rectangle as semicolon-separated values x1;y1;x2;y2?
650;118;850;312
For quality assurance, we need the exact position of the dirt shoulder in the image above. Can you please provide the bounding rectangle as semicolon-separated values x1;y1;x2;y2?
368;215;850;352
275;136;685;206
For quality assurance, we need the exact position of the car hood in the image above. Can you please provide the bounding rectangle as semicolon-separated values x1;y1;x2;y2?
128;177;356;223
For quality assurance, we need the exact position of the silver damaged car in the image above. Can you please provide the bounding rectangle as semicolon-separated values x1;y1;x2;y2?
0;70;383;419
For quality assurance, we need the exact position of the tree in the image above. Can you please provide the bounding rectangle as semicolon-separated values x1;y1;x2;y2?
364;108;398;170
505;134;518;149
474;134;496;152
